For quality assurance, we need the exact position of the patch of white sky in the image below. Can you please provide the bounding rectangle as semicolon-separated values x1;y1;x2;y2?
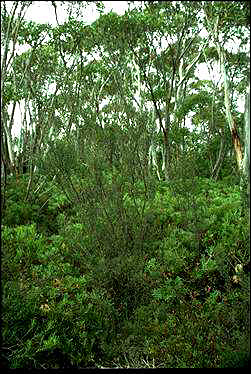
5;1;248;141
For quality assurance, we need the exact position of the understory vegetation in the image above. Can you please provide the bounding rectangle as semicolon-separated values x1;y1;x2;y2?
1;172;250;368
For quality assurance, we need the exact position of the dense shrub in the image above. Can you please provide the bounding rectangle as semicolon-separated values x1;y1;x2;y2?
2;225;118;368
1;177;250;368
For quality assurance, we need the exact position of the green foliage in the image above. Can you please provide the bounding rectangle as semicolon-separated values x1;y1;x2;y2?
2;224;45;281
2;224;117;368
152;276;188;303
2;175;71;234
2;176;39;226
2;175;249;368
1;1;250;368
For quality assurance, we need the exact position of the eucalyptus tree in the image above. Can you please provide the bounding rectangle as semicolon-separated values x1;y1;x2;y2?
38;8;161;254
202;0;250;173
4;21;66;200
86;3;211;181
1;1;33;177
1;1;36;210
200;0;250;213
1;2;63;204
243;85;250;208
1;1;100;202
70;10;155;175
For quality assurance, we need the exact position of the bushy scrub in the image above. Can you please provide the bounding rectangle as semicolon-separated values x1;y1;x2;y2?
111;268;249;368
2;175;40;226
157;229;197;274
2;224;46;280
90;254;151;319
2;174;249;368
2;274;117;368
2;175;72;234
2;225;118;368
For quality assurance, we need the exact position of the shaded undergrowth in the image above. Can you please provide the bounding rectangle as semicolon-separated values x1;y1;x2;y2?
1;175;250;368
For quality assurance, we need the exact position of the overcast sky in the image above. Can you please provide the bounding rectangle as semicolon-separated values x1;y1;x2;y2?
6;1;131;25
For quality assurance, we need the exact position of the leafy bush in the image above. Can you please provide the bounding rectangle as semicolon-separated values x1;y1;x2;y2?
1;224;46;280
2;175;249;368
2;225;118;368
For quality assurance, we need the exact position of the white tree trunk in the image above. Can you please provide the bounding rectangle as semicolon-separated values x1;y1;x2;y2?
1;2;31;174
241;85;250;209
204;11;243;172
218;46;243;171
243;85;250;179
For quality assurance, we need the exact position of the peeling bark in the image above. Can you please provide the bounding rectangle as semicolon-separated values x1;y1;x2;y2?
204;10;244;173
218;46;243;171
230;119;243;170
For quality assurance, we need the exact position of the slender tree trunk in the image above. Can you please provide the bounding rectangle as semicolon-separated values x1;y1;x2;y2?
219;47;243;171
205;11;243;172
211;130;226;180
2;120;15;173
1;152;7;211
163;113;171;180
1;2;32;177
243;86;250;180
241;85;250;210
